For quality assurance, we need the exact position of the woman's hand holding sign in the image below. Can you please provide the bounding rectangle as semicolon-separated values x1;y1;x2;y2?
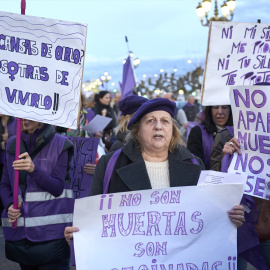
64;226;79;245
228;205;245;228
222;137;241;156
12;152;35;173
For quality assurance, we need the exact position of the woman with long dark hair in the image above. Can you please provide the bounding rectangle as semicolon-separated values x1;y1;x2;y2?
92;91;116;150
187;105;233;169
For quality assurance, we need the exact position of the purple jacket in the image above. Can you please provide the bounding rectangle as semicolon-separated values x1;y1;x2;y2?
198;124;214;169
0;117;17;164
0;125;74;242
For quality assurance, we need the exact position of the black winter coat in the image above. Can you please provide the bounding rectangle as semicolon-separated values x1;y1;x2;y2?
108;131;127;153
90;140;204;196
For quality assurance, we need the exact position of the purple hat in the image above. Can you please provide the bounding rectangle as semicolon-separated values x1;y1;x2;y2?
119;95;148;116
127;98;176;129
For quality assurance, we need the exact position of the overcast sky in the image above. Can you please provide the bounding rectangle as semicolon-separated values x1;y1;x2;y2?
1;0;270;87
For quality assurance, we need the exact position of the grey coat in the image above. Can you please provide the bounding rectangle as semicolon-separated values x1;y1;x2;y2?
90;139;204;195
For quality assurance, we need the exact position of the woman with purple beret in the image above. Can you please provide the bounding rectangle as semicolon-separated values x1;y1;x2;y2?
65;98;245;248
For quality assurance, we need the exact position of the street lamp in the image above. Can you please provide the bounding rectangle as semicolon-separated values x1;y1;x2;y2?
100;72;112;90
196;0;236;26
133;58;141;68
123;55;141;69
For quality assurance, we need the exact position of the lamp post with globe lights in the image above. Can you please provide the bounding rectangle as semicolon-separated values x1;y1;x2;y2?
196;0;236;26
100;72;112;90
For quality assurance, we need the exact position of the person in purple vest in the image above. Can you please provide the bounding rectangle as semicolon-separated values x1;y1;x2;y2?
0;115;17;225
109;95;148;152
187;105;233;169
64;98;245;244
220;134;270;270
0;119;74;270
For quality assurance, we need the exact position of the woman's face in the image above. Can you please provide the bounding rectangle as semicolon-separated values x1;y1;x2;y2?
211;105;230;127
22;119;41;134
138;110;173;154
99;93;111;105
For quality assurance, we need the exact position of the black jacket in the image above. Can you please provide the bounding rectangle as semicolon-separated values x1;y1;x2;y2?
92;102;116;130
90;140;204;195
108;131;127;153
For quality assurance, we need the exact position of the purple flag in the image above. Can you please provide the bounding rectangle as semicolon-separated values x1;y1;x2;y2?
121;56;136;100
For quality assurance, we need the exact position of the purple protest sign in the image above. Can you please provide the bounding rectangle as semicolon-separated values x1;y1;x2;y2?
68;137;99;198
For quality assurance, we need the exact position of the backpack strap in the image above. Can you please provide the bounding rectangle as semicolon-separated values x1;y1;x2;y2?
103;148;122;194
221;153;234;172
226;126;234;137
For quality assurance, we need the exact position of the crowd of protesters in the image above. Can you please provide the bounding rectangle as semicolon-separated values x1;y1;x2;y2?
0;89;269;270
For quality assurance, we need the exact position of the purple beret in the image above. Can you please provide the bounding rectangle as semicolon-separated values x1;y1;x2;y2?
127;98;176;129
119;95;148;116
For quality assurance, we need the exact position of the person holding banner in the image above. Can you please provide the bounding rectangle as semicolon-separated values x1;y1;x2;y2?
0;120;74;270
65;98;245;244
221;136;270;270
109;95;148;152
187;105;233;169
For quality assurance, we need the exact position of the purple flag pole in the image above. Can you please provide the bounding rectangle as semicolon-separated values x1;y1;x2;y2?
21;0;26;14
13;118;21;228
125;36;131;54
13;0;26;228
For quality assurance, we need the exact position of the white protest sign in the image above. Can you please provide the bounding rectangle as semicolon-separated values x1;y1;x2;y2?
0;11;87;129
202;21;270;106
73;185;243;270
228;85;270;200
198;170;245;185
82;114;112;134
